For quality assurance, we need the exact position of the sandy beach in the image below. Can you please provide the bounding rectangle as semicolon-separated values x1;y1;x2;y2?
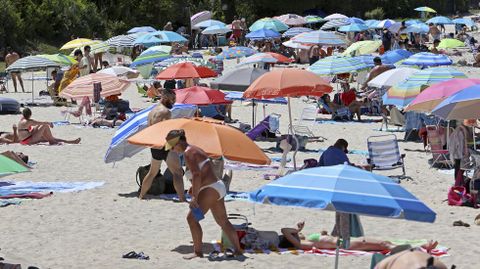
1;48;480;269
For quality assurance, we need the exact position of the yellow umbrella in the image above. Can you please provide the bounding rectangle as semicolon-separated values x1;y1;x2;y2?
437;38;465;49
38;54;77;65
60;38;96;50
69;41;110;55
342;40;382;56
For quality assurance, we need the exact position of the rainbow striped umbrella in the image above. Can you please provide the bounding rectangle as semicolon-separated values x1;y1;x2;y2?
291;30;346;46
216;46;257;60
402;52;453;67
307;56;369;76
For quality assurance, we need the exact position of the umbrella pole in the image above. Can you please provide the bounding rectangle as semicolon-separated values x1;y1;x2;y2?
251;99;255;127
334;237;341;269
288;98;298;170
31;72;34;104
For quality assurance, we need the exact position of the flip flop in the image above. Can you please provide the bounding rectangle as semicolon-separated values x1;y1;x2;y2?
224;248;235;259
122;251;138;259
208;250;222;261
453;220;470;227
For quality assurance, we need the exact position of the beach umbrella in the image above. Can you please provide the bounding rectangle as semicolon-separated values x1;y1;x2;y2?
383;82;429;108
263;52;294;63
352;55;376;68
431;85;480;120
380;49;413;65
367;67;418;88
191;10;212;26
152;31;188;43
59;73;130;100
275;14;307;26
401;67;466;85
128;118;271;165
308;56;369;76
347;17;365;24
202;25;231;35
106;35;136;48
238;53;279;66
249;18;289;32
324;13;348;20
320;19;349;30
414;6;437;13
216;46;257;60
193;19;226;29
210;67;268;92
452;18;475;27
134;33;162;47
130;51;170;67
98;66;139;79
387;22;403;33
104;104;198;163
437;38;465;49
60;38;96;50
426;16;453;25
154;57;213;70
68;41;110;56
282;40;312;49
174;86;232;106
0;155;30;177
342;40;382;56
405;19;423;26
245;29;281;40
37;54;77;66
402;52;453;67
375;19;396;29
364;19;380;29
282;27;313;38
338;23;368;32
406;78;480;112
155;62;217;80
127;26;157;34
305;15;325;24
142;45;172;55
224;91;287;104
401;23;429;34
291;30;346;46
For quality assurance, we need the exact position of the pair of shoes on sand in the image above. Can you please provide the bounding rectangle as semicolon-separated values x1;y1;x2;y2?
453;220;470;227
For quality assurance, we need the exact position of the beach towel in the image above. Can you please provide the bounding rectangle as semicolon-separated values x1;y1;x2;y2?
0;192;52;199
157;192;248;202
0;181;104;195
52;120;71;126
0;199;21;207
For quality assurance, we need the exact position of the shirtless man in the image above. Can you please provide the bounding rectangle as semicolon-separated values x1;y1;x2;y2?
362;57;393;90
5;49;25;92
231;16;242;42
428;23;441;41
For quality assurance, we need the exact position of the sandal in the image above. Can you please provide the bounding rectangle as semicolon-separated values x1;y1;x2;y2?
208;250;222;261
224;248;235;259
453;220;470;227
122;251;138;259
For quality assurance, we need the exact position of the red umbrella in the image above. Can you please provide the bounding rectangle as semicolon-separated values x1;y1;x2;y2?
265;52;294;63
155;62;217;80
175;86;232;105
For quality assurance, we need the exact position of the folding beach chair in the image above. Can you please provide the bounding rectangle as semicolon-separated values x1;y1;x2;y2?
246;113;281;141
367;134;408;179
299;105;318;122
426;125;452;169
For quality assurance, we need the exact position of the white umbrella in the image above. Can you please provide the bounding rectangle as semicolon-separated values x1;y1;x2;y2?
367;67;418;88
98;66;139;79
282;40;312;50
324;13;348;20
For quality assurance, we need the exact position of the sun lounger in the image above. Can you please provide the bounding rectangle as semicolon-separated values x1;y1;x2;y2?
367;134;408;179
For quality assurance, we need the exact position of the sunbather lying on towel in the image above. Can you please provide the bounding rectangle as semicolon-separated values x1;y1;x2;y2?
18;108;81;145
281;221;438;252
0;124;18;144
375;249;448;269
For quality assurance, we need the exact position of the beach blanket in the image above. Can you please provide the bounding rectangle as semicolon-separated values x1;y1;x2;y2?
0;192;52;199
0;199;21;207
0;181;105;196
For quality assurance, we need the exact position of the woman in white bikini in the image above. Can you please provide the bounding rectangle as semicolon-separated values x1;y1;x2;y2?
164;129;242;259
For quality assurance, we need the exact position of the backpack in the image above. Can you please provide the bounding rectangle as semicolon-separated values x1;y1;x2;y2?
136;164;166;195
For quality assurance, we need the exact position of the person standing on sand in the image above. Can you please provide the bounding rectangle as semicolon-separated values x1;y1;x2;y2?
232;16;242;42
5;48;25;92
163;129;242;259
83;45;95;73
138;89;185;201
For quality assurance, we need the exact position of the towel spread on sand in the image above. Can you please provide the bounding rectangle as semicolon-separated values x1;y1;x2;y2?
52;120;71;126
0;199;21;207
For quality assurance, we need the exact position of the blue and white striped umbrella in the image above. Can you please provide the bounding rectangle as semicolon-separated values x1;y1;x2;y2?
202;25;231;35
381;49;413;64
320;19;349;30
104;104;197;163
245;29;281;40
5;56;60;72
106;35;136;48
127;26;157;34
338;23;368;32
401;23;429;34
352;55;375;67
376;19;396;29
249;164;436;223
452;18;475;27
308;56;369;75
291;30;346;46
347;17;365;24
282;27;313;38
426;16;453;25
402;52;453;67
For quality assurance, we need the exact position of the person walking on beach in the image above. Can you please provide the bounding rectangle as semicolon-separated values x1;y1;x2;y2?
5;49;25;92
139;89;185;201
164;129;242;259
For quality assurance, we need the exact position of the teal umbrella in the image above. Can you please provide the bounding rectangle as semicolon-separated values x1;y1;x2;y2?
307;56;369;76
338;23;368;32
249;18;289;32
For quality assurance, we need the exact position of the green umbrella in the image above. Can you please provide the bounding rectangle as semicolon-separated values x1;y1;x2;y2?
342;40;382;56
437;38;465;49
0;155;30;177
38;54;78;66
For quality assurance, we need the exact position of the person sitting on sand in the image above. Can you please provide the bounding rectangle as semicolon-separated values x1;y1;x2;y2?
163;129;242;259
281;221;438;252
320;94;364;121
17;108;81;145
0;125;18;144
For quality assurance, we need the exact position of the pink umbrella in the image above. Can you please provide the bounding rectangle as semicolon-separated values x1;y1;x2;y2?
406;78;480;112
275;14;307;26
59;73;130;100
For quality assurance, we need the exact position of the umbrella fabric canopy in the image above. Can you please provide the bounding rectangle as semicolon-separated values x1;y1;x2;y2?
249;18;289;32
106;35;136;48
282;40;312;49
406;19;423;25
5;56;60;72
338;23;368;32
239;53;278;66
155;62;217;80
426;16;453;25
401;23;429;34
381;49;413;64
98;66;139;78
59;73;130;100
320;19;349;30
130;51;170;67
174;86;232;105
282;27;313;37
375;19;396;29
243;68;332;99
308;56;369;76
60;38;95;50
275;14;306;26
342;40;382;56
134;33;162;47
153;31;188;43
365;19;380;29
347;17;365;24
367;67;418;88
154;57;213;69
202;25;231;35
387;22;403;33
194;19;226;29
104;104;197;163
264;52;294;63
305;15;325;24
249;164;436;223
191;11;212;26
0;155;30;177
37;54;77;66
452;18;475;27
245;29;281;40
402;52;453;67
405;67;466;85
415;6;437;13
142;45;172;55
431;85;480;120
324;13;348;20
406;78;480;112
216;46;257;60
352;55;375;67
128;118;271;165
210;67;268;92
127;26;157;34
437;38;465;49
383;82;427;108
291;30;346;46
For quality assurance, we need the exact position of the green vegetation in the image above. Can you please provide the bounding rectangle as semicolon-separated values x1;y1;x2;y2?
0;0;473;55
0;62;5;72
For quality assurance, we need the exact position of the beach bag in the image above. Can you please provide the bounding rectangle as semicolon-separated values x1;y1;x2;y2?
448;186;472;206
136;164;165;195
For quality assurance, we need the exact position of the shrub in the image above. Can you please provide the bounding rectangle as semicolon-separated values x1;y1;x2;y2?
365;7;385;20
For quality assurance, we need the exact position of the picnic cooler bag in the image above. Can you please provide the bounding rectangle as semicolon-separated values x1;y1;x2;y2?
221;214;250;249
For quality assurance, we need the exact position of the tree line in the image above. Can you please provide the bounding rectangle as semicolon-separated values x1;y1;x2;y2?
0;0;474;55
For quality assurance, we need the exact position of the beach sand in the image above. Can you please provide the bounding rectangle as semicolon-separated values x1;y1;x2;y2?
1;50;480;269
